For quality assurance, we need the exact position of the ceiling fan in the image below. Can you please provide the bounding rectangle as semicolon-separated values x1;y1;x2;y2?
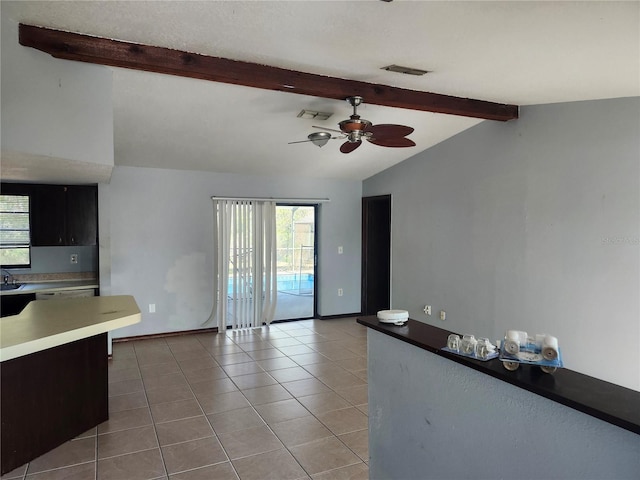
289;96;416;154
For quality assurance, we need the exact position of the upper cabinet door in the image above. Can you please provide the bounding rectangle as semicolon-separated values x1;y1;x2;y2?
31;185;67;246
66;186;98;246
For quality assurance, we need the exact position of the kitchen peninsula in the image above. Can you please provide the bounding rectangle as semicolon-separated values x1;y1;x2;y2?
0;295;141;474
358;316;640;480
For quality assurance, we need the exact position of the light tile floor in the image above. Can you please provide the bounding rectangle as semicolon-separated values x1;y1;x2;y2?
2;318;369;480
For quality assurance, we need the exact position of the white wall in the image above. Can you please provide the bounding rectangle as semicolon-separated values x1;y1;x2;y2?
364;98;640;391
105;166;361;338
0;14;113;182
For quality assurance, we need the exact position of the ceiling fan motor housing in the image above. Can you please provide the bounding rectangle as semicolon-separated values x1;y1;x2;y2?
339;115;372;142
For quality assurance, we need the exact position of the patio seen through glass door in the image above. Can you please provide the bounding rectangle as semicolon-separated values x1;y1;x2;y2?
273;205;316;320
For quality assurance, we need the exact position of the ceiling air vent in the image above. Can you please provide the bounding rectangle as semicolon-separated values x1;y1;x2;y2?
381;64;429;76
297;110;333;120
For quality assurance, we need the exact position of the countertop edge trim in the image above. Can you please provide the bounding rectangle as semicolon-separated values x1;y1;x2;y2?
0;296;141;361
0;313;140;362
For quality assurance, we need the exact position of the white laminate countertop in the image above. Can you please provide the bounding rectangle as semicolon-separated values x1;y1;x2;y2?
0;280;99;296
0;295;141;362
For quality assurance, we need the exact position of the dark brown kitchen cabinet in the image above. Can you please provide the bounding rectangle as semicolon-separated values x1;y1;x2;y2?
65;186;98;246
30;185;66;246
31;185;97;246
0;293;36;317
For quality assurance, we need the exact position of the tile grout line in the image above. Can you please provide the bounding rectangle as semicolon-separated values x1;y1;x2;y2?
226;323;369;477
130;339;170;480
169;335;241;479
200;325;328;477
200;327;312;478
158;337;247;478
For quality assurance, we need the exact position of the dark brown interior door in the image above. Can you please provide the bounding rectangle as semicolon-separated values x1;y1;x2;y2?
361;195;391;315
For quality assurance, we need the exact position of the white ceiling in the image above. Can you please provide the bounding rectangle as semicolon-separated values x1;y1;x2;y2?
3;1;639;181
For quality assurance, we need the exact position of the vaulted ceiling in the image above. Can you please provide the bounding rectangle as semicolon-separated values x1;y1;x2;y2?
2;1;639;181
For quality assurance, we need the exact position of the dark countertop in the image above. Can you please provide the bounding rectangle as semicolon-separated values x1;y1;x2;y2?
357;315;640;436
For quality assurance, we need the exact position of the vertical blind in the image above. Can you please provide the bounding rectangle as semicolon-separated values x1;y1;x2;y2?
209;200;277;330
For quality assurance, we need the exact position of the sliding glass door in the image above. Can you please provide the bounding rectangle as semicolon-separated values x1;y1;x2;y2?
273;205;317;320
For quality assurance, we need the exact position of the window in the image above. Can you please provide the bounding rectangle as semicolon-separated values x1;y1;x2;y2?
0;194;31;267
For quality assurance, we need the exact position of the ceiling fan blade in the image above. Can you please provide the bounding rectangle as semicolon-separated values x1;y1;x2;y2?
367;137;416;148
313;125;345;134
366;124;414;138
340;140;362;154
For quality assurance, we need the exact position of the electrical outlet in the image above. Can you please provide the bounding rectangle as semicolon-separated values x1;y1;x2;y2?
440;310;446;321
338;288;343;297
338;246;343;254
149;304;156;313
423;305;431;315
70;254;78;264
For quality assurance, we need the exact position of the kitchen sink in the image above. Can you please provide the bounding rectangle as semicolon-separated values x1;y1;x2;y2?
1;283;22;291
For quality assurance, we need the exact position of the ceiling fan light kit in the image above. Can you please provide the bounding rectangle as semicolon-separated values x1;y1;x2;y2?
291;96;416;154
308;132;331;147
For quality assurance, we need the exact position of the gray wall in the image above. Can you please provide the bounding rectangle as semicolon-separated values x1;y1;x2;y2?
368;329;640;480
363;98;640;391
105;166;361;338
23;246;96;274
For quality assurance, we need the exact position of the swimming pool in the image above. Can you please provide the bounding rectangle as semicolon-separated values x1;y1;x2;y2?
277;273;314;293
226;273;314;294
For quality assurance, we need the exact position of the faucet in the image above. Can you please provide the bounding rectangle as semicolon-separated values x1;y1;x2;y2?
2;269;14;285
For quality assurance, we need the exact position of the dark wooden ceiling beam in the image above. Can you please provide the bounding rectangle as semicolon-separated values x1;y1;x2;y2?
19;24;518;121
